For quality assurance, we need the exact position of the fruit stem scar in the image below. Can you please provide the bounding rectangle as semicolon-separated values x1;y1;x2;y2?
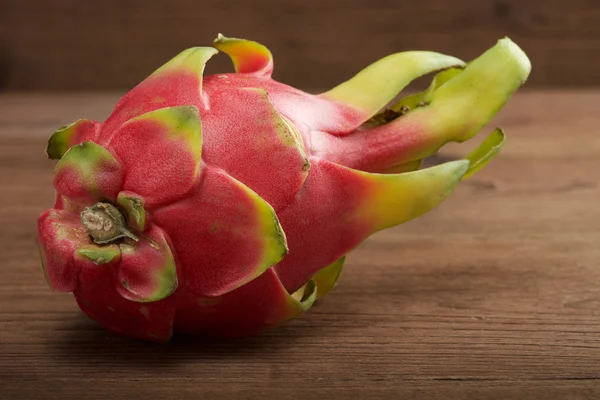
80;202;139;245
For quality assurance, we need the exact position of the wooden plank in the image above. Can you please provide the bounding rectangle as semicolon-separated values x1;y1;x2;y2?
1;0;599;90
1;91;600;399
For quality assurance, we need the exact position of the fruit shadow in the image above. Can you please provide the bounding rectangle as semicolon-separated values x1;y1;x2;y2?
50;300;349;372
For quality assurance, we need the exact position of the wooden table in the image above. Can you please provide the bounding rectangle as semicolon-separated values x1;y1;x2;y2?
1;91;599;399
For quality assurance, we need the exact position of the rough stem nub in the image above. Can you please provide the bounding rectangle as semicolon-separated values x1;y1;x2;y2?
80;202;139;244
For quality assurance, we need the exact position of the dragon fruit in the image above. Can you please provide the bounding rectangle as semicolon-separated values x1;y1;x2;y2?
36;34;530;342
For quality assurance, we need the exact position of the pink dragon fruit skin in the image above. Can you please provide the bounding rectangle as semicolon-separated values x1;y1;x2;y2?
36;34;530;342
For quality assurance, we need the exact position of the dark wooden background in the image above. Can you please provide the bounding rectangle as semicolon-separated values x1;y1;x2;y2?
2;1;600;399
1;0;599;91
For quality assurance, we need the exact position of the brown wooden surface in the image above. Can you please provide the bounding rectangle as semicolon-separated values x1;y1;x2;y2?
1;90;600;399
1;0;600;90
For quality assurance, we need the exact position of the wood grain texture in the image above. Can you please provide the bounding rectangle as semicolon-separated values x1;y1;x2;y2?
1;0;599;90
1;91;600;399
